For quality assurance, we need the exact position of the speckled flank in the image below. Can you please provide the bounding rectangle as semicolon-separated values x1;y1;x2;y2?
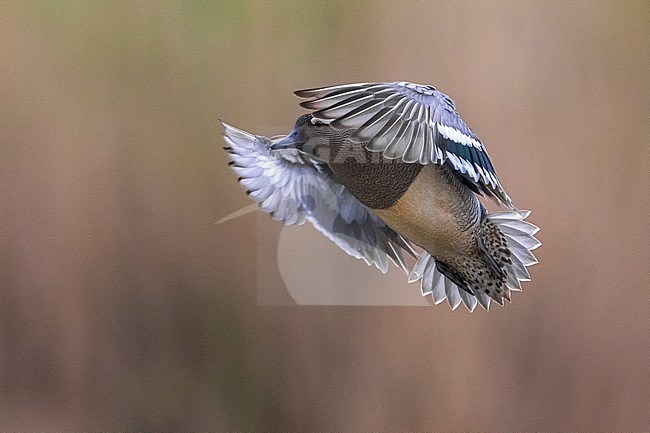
474;218;511;303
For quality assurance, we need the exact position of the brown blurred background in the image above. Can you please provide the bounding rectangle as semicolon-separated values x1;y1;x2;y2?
1;1;649;431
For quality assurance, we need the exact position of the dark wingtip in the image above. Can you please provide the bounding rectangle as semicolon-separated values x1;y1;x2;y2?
294;88;320;98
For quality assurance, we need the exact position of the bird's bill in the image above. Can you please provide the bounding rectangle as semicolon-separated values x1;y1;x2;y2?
269;128;304;151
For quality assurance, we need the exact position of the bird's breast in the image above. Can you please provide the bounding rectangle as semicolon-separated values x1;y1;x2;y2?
372;164;481;258
326;147;422;209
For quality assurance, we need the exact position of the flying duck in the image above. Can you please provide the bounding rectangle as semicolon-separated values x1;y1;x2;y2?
221;82;540;311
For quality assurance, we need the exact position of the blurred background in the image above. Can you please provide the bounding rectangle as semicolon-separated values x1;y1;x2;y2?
1;1;649;431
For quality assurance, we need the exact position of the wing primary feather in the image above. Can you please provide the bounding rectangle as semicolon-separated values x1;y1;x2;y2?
383;120;411;159
352;107;394;141
330;100;385;130
368;115;402;152
383;100;420;158
402;120;423;163
312;94;374;119
294;83;371;99
298;88;371;110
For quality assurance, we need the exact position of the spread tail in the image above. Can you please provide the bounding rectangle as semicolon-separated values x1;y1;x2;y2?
478;210;540;304
408;210;540;311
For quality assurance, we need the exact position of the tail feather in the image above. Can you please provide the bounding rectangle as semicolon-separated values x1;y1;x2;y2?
410;252;478;311
430;268;447;305
408;210;540;311
486;210;540;295
445;278;462;310
474;290;491;310
507;237;540;264
458;286;478;311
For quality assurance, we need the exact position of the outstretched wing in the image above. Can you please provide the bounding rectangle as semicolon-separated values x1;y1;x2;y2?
221;121;417;273
295;82;515;209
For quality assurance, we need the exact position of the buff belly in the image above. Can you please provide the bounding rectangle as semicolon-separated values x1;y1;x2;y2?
372;165;479;260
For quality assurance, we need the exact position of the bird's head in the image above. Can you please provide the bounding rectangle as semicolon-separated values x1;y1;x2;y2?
270;114;352;163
